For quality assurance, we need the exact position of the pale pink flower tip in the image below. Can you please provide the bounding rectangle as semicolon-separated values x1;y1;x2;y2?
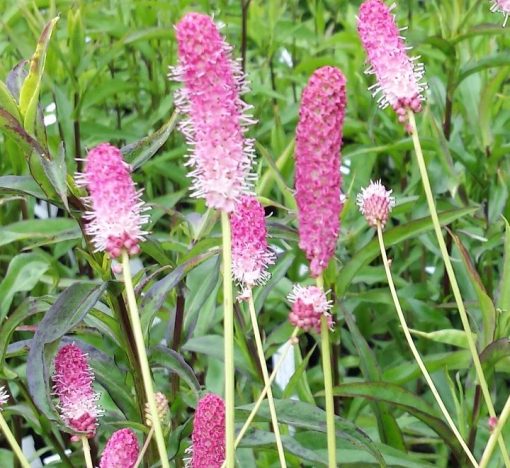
52;344;101;438
230;196;275;288
295;66;347;278
357;0;425;123
491;0;510;26
288;285;333;333
99;429;139;468
76;143;149;259
0;386;8;408
357;180;395;229
172;13;254;212
190;393;225;468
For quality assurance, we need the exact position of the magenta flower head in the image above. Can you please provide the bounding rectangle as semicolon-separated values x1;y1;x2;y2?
491;0;510;26
357;0;426;124
0;386;8;408
357;180;395;229
99;428;139;468
188;393;225;468
295;66;347;278
52;344;101;439
230;196;275;289
76;143;149;260
172;13;254;212
288;285;333;333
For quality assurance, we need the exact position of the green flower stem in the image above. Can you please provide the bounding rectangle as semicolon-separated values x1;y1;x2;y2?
134;426;154;468
317;275;336;468
221;211;235;468
408;110;510;467
246;289;287;468
81;436;93;468
479;395;510;468
377;223;478;467
0;411;30;468
121;251;169;468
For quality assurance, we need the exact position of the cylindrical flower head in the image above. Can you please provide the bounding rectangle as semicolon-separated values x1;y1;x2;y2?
144;392;170;427
491;0;510;26
0;386;8;408
288;285;333;333
357;180;395;228
76;143;149;259
99;428;139;468
295;66;347;278
52;344;101;438
172;13;254;212
190;393;225;468
357;0;425;123
230;196;275;288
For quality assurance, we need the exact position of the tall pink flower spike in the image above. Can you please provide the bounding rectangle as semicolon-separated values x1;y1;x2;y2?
99;428;139;468
52;344;102;439
295;66;347;278
357;180;396;229
357;0;426;127
76;143;149;260
491;0;510;26
230;196;275;289
172;13;255;212
288;285;333;334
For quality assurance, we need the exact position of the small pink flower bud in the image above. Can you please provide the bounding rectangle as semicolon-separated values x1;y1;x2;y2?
0;386;8;408
52;344;101;438
76;143;149;259
288;285;333;333
491;0;510;25
357;180;395;228
488;416;498;432
99;428;139;468
230;196;275;288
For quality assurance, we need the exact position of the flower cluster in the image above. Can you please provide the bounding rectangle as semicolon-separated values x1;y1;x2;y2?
295;66;347;277
491;0;510;26
144;392;170;427
357;180;395;229
172;13;254;212
99;428;139;468
288;285;333;333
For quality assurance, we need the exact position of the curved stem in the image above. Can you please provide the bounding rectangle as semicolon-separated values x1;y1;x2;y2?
221;211;235;468
122;252;169;468
377;223;477;467
247;290;287;467
479;395;510;468
134;427;154;468
81;436;93;468
0;412;30;468
408;111;510;467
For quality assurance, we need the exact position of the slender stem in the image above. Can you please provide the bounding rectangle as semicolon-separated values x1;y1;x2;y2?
134;427;155;468
81;436;93;468
246;290;287;468
408;111;510;467
0;412;30;468
221;211;235;468
122;252;169;468
479;395;510;468
377;224;477;467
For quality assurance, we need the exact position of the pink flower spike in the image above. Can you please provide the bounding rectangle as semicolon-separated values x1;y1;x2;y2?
230;196;275;288
288;285;333;333
295;66;347;278
0;386;8;408
189;393;225;468
357;180;395;229
357;0;426;123
76;143;149;259
99;428;139;468
172;13;255;212
491;0;510;26
52;344;101;438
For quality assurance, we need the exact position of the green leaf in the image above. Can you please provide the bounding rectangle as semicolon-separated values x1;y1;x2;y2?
41;142;68;210
0;80;21;121
0;175;47;199
498;218;510;314
457;54;510;88
408;328;474;349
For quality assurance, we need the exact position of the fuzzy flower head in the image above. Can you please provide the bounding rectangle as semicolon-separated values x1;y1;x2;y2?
288;285;333;333
0;386;8;409
172;13;255;212
52;344;101;438
357;0;426;124
230;196;275;288
295;66;347;278
188;393;225;468
357;180;395;229
99;428;139;468
76;143;149;259
491;0;510;26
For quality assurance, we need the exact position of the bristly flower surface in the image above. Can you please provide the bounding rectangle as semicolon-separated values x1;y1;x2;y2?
0;386;8;408
172;12;255;212
76;143;149;259
491;0;510;26
230;196;275;288
357;0;426;124
99;428;139;468
357;180;395;229
52;344;102;439
295;66;347;278
288;285;333;333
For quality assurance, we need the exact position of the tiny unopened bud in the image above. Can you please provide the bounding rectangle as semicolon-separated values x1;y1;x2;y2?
489;416;498;432
145;392;169;427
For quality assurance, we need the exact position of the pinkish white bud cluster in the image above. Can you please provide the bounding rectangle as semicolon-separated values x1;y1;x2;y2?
0;386;8;408
288;285;333;333
76;143;149;259
491;0;510;26
357;0;426;125
52;344;102;439
230;196;275;288
99;428;139;468
357;180;395;229
172;13;255;212
144;392;170;427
